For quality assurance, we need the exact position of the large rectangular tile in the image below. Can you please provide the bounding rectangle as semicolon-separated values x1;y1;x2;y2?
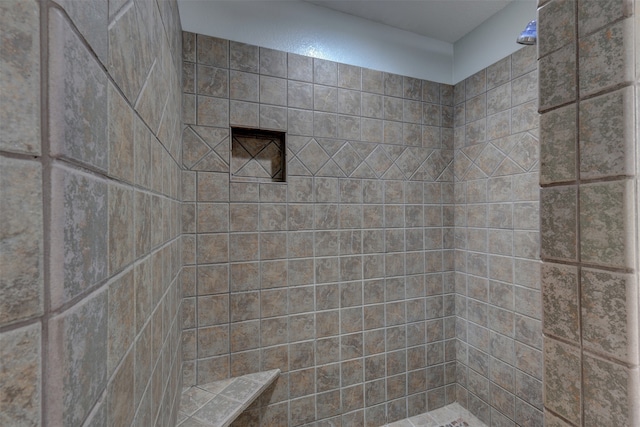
48;290;108;426
49;8;108;171
0;322;41;426
0;156;43;326
50;164;108;308
0;0;41;155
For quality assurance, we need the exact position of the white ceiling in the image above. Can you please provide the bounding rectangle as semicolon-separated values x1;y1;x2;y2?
305;0;514;43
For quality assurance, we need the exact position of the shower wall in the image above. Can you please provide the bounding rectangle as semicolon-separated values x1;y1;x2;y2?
538;0;640;425
0;1;183;426
181;32;457;425
452;45;543;426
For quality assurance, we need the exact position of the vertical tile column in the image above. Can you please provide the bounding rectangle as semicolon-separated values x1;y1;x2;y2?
452;45;544;426
0;1;43;425
538;0;639;425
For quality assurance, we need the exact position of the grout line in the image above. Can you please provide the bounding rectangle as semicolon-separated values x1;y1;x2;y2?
40;1;51;426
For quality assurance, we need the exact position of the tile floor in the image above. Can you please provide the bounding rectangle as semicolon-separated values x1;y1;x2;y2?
385;403;487;427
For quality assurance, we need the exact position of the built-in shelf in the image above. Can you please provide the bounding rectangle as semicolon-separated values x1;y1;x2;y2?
231;127;286;182
177;369;280;427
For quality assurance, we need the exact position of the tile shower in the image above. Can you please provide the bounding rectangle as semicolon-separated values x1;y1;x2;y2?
1;0;638;427
180;31;459;426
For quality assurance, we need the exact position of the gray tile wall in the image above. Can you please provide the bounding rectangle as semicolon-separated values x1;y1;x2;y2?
538;0;640;425
181;32;457;426
0;1;184;426
452;46;544;426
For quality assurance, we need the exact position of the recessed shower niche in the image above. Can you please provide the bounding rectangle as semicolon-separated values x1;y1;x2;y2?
230;127;286;182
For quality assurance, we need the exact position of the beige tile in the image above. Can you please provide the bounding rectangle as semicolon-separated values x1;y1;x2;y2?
0;0;41;155
541;263;579;343
583;354;638;426
540;186;577;261
50;8;108;171
579;19;635;97
580;180;635;268
0;157;43;326
0;322;41;426
581;268;638;363
579;86;635;179
48;290;108;426
538;44;576;111
50;165;108;308
543;338;581;424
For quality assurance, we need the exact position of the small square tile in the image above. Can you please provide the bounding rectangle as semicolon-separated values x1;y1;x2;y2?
288;53;313;82
197;34;228;67
229;41;258;72
260;47;287;78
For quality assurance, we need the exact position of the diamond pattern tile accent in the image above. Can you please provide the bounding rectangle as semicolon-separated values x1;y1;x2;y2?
296;139;330;174
365;146;394;177
333;143;362;176
183;125;230;170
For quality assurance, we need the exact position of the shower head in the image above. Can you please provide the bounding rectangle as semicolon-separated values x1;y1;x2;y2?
517;20;537;45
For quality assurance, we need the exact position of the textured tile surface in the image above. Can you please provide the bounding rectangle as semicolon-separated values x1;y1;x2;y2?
580;180;635;268
49;8;108;171
0;323;41;426
581;268;637;363
48;290;108;426
544;338;581;424
579;86;635;179
0;157;43;326
50;165;108;308
0;0;41;155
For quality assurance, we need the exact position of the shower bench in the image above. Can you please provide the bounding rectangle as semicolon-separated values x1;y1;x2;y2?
177;369;280;426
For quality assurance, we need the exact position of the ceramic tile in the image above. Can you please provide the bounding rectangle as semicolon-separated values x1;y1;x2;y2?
583;355;637;426
579;19;635;97
538;44;576;111
539;104;576;184
260;47;287;78
0;323;41;426
580;180;635;268
579;86;635;179
50;8;108;171
540;186;577;261
582;0;633;35
50;165;108;307
538;0;575;57
0;0;41;155
581;268;638;363
541;263;579;343
288;53;313;82
543;338;581;424
229;41;258;72
0;157;43;326
48;290;108;426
